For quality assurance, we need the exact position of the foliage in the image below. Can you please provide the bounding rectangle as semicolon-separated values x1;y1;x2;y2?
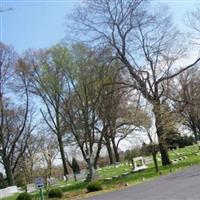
87;181;102;192
124;147;141;162
16;193;31;200
48;188;63;198
0;43;33;186
174;68;200;141
178;135;195;148
141;143;159;156
165;130;181;149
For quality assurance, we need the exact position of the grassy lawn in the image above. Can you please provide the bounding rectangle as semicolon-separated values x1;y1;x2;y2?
3;145;200;200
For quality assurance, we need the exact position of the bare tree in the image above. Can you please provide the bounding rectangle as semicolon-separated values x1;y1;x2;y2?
69;0;200;165
21;133;43;183
173;68;200;141
0;43;33;186
40;134;59;185
62;44;107;181
187;7;200;45
99;79;150;164
22;45;70;181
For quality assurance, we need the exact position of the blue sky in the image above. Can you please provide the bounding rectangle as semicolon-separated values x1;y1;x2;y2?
0;0;199;54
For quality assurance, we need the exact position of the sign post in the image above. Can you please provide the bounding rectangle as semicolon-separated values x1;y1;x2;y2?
35;177;45;200
39;188;44;200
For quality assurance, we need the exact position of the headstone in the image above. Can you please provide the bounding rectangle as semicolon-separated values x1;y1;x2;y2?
144;157;153;164
76;172;86;181
104;177;112;181
112;175;119;179
172;160;178;164
132;157;148;172
27;183;37;193
47;177;58;186
122;172;129;177
0;186;18;198
115;162;121;166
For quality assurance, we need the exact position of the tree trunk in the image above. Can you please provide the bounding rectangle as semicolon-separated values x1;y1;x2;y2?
159;142;171;166
154;102;171;166
74;174;77;182
57;135;68;181
94;134;103;169
85;157;94;182
4;159;14;186
193;127;198;143
105;139;114;164
152;152;159;173
111;137;120;162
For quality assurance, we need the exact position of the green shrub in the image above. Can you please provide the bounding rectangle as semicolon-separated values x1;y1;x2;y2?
17;192;31;200
87;181;102;192
72;157;80;174
48;188;63;198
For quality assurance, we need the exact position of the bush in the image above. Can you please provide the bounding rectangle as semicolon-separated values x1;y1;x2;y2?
48;188;63;198
17;192;31;200
178;135;195;148
72;157;80;174
87;181;102;192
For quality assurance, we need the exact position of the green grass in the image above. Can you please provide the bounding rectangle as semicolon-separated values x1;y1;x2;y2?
3;145;200;200
2;194;18;200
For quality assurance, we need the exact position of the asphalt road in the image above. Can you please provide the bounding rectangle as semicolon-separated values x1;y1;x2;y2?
85;165;200;200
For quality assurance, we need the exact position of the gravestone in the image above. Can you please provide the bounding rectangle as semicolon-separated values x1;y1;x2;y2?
47;177;58;186
197;141;200;150
0;186;18;198
132;157;148;172
114;162;121;166
172;160;178;164
122;172;129;177
104;177;112;181
157;158;161;161
144;157;153;164
27;183;37;193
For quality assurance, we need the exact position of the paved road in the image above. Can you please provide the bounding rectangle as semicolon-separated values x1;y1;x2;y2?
86;165;200;200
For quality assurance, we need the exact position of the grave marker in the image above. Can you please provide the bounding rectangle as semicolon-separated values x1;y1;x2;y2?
132;157;148;172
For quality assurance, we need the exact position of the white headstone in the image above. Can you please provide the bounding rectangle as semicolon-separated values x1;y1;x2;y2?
27;183;37;193
47;177;58;186
144;157;153;164
0;186;19;198
133;156;148;172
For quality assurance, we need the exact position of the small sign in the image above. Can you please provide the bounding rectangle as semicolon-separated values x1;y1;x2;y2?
35;177;44;189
